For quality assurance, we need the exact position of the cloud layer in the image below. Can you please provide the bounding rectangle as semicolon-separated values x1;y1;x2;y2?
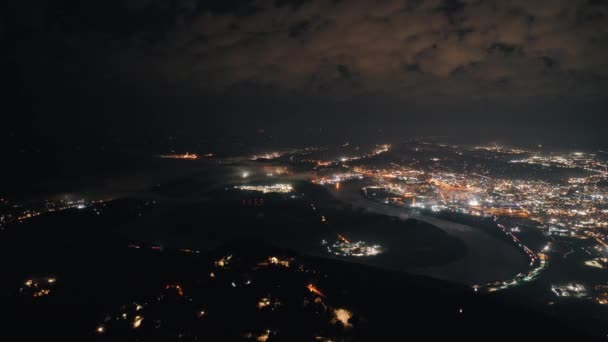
8;0;608;102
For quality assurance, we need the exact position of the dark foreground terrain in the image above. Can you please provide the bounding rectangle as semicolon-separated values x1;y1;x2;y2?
0;201;601;341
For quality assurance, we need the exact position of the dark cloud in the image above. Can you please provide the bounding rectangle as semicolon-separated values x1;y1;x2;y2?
3;0;608;152
7;0;608;103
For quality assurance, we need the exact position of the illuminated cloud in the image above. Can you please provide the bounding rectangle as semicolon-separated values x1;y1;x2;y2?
8;0;608;102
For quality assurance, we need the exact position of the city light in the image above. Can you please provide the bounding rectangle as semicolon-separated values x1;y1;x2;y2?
234;184;294;194
306;283;326;298
324;234;383;257
133;315;143;329
251;152;282;160
333;309;353;328
159;152;198;160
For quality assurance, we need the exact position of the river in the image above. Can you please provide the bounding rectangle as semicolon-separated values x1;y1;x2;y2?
326;180;529;285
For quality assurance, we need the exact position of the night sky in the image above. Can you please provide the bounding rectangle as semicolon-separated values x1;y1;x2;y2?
5;0;608;149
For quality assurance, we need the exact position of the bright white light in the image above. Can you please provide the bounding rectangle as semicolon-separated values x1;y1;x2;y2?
333;309;353;327
235;184;293;194
133;315;143;329
242;171;249;178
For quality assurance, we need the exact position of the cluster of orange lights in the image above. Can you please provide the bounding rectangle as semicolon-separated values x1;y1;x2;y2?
337;234;350;244
164;284;184;297
306;283;326;298
482;207;530;218
160;152;198;160
316;161;332;167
